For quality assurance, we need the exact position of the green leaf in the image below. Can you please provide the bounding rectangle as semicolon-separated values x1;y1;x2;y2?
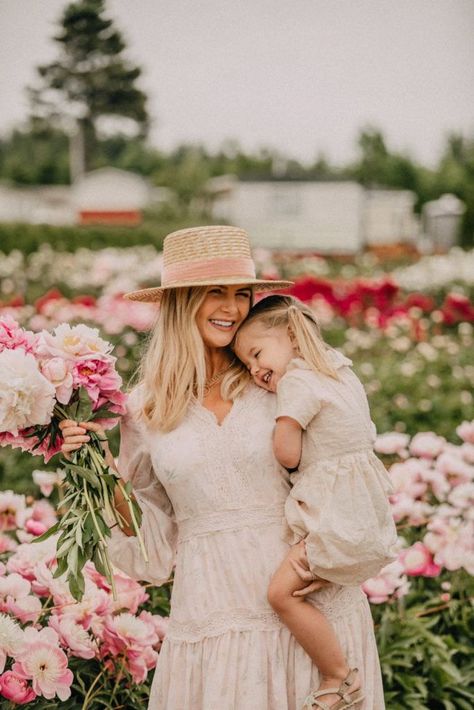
91;407;118;419
75;386;93;422
30;521;60;543
53;556;68;579
66;463;100;488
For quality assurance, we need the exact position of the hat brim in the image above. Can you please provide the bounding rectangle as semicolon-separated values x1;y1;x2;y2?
124;277;294;302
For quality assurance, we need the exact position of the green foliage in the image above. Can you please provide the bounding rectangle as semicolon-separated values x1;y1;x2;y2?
28;0;148;173
0;219;199;254
374;572;474;709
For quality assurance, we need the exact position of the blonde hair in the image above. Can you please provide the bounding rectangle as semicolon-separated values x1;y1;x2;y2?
235;295;339;380
133;287;250;432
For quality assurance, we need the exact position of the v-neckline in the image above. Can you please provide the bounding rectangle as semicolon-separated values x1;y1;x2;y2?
196;398;236;428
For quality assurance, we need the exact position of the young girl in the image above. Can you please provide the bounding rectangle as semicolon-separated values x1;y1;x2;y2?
233;294;397;710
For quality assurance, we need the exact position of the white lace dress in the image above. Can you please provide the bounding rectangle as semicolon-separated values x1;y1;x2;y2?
107;383;386;710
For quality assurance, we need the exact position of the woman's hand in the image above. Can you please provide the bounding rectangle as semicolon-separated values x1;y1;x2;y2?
288;540;331;596
59;419;115;469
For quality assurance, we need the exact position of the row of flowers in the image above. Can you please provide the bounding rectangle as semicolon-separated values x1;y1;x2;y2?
0;420;472;704
362;424;474;604
2;245;473;299
1;276;472;346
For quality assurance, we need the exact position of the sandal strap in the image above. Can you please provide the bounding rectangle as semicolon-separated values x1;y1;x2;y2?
342;668;359;689
303;696;332;710
303;668;360;709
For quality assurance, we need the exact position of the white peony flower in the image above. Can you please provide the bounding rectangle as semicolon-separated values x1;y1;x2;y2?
0;612;24;672
38;323;112;360
0;349;55;435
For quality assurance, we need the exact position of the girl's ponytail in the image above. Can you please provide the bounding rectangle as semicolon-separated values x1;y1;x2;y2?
286;305;339;380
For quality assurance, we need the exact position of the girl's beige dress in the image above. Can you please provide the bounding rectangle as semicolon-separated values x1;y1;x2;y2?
107;381;386;710
277;351;398;586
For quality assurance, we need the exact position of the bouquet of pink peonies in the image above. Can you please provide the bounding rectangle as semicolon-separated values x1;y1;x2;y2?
0;315;147;601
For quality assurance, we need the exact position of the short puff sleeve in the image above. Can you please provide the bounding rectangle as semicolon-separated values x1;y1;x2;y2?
275;361;321;430
107;386;177;586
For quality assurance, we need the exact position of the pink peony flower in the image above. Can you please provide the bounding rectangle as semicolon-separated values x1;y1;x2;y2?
138;610;169;644
40;357;73;405
436;451;474;485
48;615;97;660
399;542;442;577
0;349;56;435
108;571;149;614
0;670;36;704
5;594;42;625
0;535;17;554
362;559;409;604
72;356;123;410
0;491;26;532
374;432;410;456
457;420;474;444
13;626;73;701
409;432;446;459
32;469;65;497
16;499;57;543
0;315;38;355
102;612;158;654
6;536;58;583
0;573;42;624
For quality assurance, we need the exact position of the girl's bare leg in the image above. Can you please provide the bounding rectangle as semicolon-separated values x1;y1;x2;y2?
268;547;360;705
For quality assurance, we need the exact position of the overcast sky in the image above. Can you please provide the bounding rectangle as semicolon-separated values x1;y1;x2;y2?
1;0;473;167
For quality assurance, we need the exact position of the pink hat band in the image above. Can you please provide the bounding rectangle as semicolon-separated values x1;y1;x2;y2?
162;256;256;286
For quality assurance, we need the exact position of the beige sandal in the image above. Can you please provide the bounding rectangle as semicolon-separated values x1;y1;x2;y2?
303;668;365;710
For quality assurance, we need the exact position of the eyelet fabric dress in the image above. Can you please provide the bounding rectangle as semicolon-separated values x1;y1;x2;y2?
276;351;398;586
107;382;386;709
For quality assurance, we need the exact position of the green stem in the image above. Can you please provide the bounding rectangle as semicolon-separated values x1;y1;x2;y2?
98;541;117;601
81;668;105;710
116;479;149;563
82;480;107;547
86;443;116;523
109;658;125;706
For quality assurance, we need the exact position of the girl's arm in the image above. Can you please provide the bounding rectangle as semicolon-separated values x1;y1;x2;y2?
273;416;303;469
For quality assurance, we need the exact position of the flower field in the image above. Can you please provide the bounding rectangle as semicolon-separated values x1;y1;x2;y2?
0;244;473;708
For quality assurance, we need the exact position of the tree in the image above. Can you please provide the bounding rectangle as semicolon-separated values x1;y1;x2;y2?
28;0;149;181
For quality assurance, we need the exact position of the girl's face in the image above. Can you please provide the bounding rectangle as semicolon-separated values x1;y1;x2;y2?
195;285;252;349
234;321;297;392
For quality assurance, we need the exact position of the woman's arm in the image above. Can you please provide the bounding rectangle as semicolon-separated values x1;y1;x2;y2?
273;416;303;470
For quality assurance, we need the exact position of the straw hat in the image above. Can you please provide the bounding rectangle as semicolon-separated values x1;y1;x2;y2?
124;225;293;302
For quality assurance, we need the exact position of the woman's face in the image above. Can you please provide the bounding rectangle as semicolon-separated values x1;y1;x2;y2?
195;285;252;349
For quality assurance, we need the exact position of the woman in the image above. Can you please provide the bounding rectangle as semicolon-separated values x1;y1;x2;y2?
60;226;385;709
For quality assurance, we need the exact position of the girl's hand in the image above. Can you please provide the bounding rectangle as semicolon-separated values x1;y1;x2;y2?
59;420;115;469
288;540;331;596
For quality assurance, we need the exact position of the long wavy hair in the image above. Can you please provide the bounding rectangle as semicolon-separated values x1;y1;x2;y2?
234;294;339;380
132;287;251;432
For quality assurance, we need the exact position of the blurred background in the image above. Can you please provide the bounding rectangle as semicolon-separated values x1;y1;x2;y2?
0;2;473;708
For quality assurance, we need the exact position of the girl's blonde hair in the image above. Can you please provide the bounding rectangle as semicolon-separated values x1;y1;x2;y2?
132;287;250;432
235;295;339;380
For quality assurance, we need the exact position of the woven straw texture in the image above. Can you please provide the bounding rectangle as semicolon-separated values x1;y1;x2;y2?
163;226;251;265
124;225;293;302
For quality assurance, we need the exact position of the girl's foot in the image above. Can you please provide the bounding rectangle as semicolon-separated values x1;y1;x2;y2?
303;668;364;709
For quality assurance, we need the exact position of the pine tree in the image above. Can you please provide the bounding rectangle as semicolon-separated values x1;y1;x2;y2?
28;0;149;180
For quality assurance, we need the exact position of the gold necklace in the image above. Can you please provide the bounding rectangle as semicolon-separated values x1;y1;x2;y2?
203;360;234;396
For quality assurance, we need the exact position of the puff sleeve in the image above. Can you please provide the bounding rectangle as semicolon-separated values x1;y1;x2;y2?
275;363;321;430
107;387;177;586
